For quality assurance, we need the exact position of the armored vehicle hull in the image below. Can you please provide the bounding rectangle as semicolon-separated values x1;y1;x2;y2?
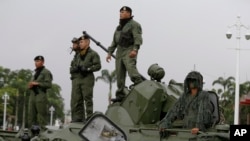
0;79;230;141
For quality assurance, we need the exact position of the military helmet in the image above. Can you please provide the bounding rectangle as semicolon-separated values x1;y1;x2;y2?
184;71;203;93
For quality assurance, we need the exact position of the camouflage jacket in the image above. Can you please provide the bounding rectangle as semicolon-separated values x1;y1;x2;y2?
30;66;53;94
70;51;79;76
70;47;101;79
108;19;143;55
159;90;213;131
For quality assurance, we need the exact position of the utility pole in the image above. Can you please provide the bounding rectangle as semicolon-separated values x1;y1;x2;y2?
226;15;250;124
14;89;19;130
2;92;9;130
49;106;55;126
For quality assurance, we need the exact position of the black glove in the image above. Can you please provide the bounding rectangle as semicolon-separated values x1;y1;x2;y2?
31;86;39;95
79;65;88;72
158;118;171;138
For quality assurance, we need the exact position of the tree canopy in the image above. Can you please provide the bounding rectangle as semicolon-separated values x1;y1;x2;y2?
0;66;65;129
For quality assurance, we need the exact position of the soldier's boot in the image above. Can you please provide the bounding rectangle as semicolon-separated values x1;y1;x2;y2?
30;125;41;137
129;76;144;89
111;97;124;103
111;89;126;103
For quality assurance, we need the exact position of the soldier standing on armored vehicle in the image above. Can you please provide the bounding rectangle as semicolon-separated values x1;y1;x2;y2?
159;71;214;137
28;55;53;130
69;37;80;122
106;6;144;103
70;35;101;122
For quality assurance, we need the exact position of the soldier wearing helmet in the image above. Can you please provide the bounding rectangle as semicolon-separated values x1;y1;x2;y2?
159;71;213;138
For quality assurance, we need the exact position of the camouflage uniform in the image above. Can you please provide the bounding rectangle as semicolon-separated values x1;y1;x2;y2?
70;47;101;121
108;13;143;100
28;61;53;129
159;71;213;131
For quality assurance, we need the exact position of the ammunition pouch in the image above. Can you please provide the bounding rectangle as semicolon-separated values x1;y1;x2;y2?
78;65;87;72
32;86;46;95
118;31;134;47
32;86;39;95
80;71;91;77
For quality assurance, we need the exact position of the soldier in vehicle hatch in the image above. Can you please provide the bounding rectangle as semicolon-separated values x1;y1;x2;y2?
106;6;144;103
159;71;214;137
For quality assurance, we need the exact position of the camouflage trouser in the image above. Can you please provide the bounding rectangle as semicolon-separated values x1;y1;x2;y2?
71;74;95;121
115;52;143;99
28;92;48;129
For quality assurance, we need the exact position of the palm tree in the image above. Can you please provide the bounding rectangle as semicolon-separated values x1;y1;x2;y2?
212;76;235;100
95;69;117;105
0;66;65;127
212;76;235;124
239;81;250;96
47;83;64;119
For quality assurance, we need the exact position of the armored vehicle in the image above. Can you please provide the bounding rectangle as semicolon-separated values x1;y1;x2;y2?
78;69;230;141
0;67;230;141
0;31;230;141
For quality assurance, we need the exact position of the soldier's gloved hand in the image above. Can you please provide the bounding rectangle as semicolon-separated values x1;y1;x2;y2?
79;65;88;72
159;128;169;138
158;118;170;138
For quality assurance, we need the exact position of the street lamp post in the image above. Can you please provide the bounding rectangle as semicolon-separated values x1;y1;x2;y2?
0;78;3;88
2;92;9;130
49;106;55;126
64;110;68;125
226;15;250;124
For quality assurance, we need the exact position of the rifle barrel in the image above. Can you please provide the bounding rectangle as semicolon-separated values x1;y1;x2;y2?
83;31;116;59
82;31;147;80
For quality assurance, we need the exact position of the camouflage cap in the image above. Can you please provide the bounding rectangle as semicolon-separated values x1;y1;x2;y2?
34;55;44;61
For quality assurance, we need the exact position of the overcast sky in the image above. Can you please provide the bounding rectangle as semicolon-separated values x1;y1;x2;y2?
1;0;250;113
